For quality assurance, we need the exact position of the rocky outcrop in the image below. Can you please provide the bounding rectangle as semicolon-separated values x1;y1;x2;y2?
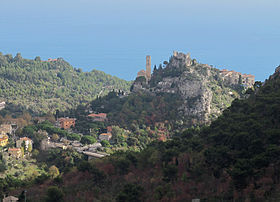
132;52;254;126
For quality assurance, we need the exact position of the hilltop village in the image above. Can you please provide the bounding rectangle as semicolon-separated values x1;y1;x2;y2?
136;51;255;88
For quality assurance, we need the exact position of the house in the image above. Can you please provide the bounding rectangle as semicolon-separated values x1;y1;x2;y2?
3;195;19;202
8;148;22;158
99;133;112;141
16;137;33;151
58;118;76;129
71;141;83;147
107;126;112;133
47;58;58;62
0;101;5;110
88;113;107;122
0;134;8;147
0;124;12;135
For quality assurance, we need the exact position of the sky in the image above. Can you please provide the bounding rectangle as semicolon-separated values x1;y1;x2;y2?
1;0;280;81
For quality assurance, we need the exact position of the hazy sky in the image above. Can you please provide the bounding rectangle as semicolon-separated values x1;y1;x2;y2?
1;0;280;81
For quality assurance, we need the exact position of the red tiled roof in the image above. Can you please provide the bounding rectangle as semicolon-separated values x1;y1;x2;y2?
88;113;107;118
8;148;21;151
107;126;112;133
0;135;8;140
20;137;32;141
100;133;112;137
58;118;76;122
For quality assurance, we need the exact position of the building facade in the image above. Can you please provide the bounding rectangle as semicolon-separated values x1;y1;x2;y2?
16;137;33;151
58;118;76;129
0;124;12;135
0;134;8;147
88;113;107;122
8;148;22;158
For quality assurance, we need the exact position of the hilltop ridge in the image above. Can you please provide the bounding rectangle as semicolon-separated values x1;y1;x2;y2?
0;52;132;114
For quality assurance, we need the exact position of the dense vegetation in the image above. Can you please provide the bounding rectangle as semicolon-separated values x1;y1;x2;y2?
11;69;280;201
0;52;131;114
90;91;183;130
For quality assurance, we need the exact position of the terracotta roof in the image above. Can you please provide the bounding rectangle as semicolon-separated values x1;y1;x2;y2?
0;135;8;140
20;137;32;141
107;126;112;132
58;118;76;122
100;133;112;137
8;148;21;151
243;74;255;78
88;113;107;118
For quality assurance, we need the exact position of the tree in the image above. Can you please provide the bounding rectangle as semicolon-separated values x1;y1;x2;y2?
80;135;96;145
14;53;22;62
0;160;6;172
45;186;63;202
21;147;24;157
52;134;59;142
116;183;144;202
153;65;157;71
34;56;41;62
238;75;242;85
27;143;32;153
101;140;110;147
254;81;262;89
49;165;60;179
32;149;39;158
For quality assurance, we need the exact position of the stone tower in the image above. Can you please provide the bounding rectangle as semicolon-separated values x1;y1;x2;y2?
146;55;151;81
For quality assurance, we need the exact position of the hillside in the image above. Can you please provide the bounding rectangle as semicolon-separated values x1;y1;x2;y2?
56;52;257;152
86;52;253;132
12;66;280;201
0;52;132;114
132;52;254;127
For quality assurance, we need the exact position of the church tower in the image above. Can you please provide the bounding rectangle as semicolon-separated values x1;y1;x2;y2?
146;55;151;81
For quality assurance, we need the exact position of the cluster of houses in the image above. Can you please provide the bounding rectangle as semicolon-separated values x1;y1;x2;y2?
41;136;107;159
7;137;33;158
42;113;113;159
58;113;112;142
0;123;33;159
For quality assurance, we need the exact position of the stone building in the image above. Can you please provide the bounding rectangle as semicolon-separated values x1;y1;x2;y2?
58;118;76;129
173;51;193;66
99;133;112;141
0;101;5;110
88;113;107;122
0;124;12;135
220;69;255;88
0;134;8;147
16;137;33;151
136;55;152;81
8;148;22;158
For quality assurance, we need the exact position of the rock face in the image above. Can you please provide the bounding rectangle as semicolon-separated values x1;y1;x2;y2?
132;52;254;126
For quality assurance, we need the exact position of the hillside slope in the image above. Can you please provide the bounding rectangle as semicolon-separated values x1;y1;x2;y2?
0;53;131;114
90;52;253;131
12;66;280;201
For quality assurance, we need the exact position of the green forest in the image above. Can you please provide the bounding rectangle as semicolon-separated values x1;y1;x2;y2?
0;52;132;114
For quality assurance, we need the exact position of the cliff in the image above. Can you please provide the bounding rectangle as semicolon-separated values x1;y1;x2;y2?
132;52;254;126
